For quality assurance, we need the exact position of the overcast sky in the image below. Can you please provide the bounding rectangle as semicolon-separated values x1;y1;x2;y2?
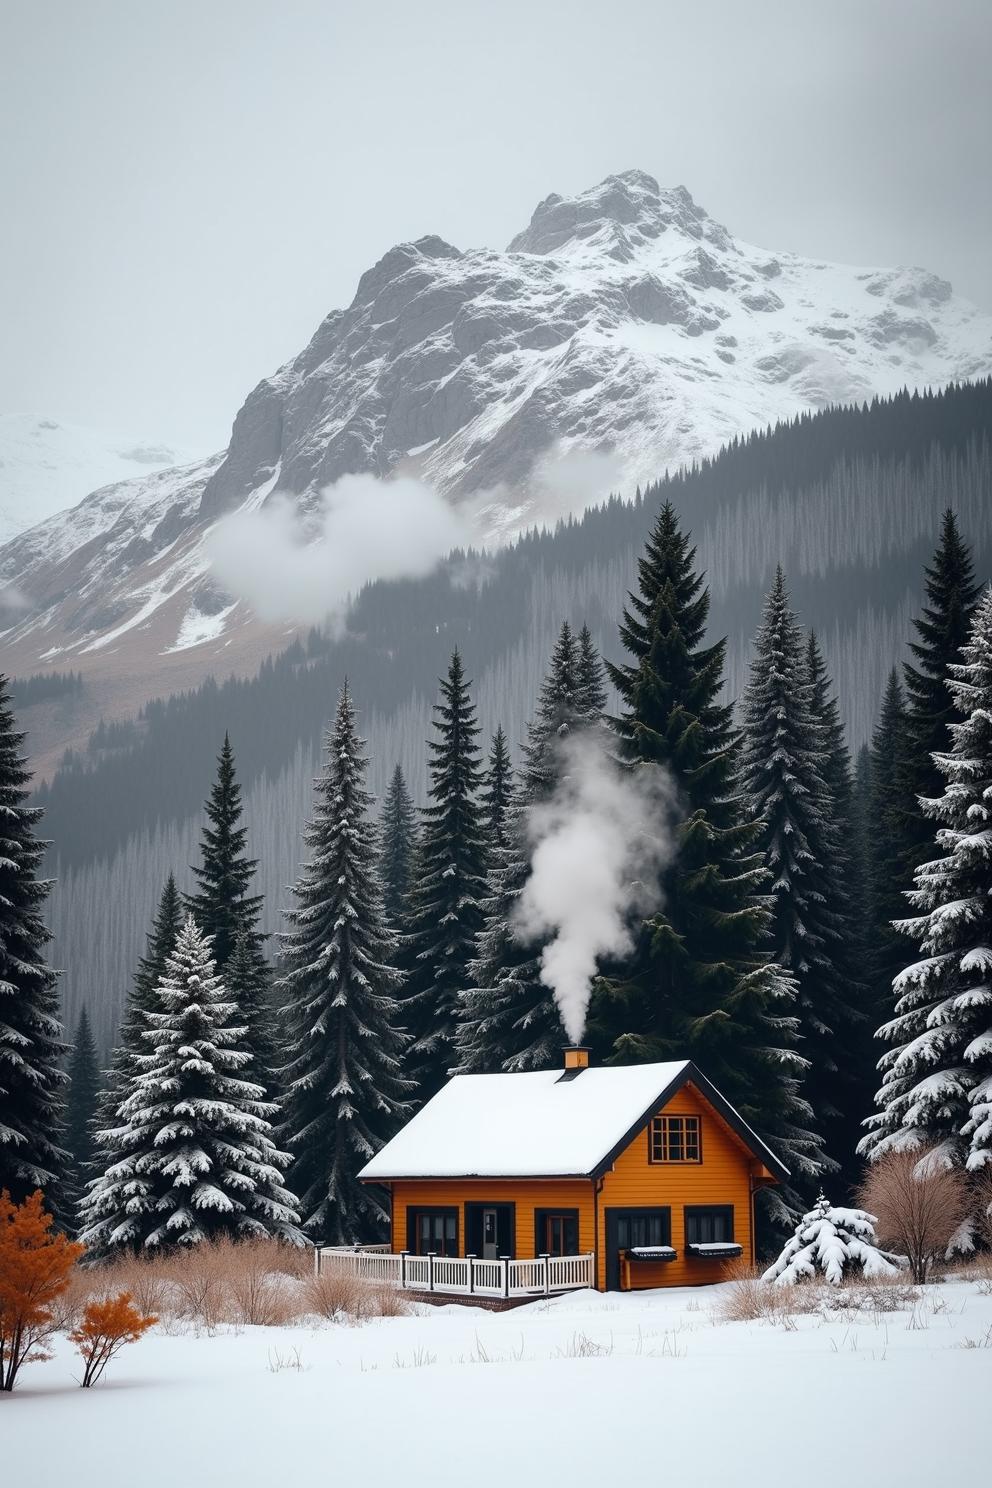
2;0;990;453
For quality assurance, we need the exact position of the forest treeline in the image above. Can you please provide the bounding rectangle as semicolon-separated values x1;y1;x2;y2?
5;486;991;1254
24;379;992;1050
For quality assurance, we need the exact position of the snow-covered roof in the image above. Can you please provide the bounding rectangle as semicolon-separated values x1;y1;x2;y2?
359;1060;788;1181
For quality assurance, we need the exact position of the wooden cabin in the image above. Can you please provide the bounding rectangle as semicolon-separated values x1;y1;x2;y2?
357;1048;787;1292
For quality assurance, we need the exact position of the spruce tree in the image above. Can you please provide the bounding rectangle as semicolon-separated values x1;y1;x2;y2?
861;587;992;1173
82;916;301;1252
590;505;821;1219
457;622;597;1074
401;651;488;1098
380;764;418;926
481;727;514;855
279;685;410;1242
898;510;981;879
0;676;67;1206
63;1007;100;1235
577;622;608;720
185;735;273;1087
739;574;857;1187
865;673;912;1028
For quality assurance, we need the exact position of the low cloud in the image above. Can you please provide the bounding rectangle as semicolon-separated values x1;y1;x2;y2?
512;730;677;1045
206;474;472;625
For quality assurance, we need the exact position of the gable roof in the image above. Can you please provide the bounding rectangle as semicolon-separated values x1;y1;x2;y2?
359;1060;789;1182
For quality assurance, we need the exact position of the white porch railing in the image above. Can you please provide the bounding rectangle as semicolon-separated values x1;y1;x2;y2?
315;1245;595;1298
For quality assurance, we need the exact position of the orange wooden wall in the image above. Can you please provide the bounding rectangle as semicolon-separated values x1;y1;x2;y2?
386;1082;767;1290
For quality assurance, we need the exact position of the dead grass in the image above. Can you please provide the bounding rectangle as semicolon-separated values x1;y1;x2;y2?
77;1239;406;1331
716;1260;921;1325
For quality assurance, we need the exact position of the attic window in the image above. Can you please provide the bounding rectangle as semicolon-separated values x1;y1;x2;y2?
649;1115;701;1163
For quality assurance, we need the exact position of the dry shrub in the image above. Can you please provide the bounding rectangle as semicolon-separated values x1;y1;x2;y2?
221;1240;298;1327
717;1261;828;1324
302;1266;405;1322
834;1274;919;1313
859;1147;971;1284
972;1168;992;1251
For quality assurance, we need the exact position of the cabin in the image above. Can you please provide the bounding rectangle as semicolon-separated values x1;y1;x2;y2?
316;1049;787;1300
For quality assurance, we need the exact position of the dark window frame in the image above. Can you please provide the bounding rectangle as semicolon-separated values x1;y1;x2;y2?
684;1205;735;1246
533;1207;580;1257
611;1206;673;1250
406;1206;459;1257
648;1113;702;1164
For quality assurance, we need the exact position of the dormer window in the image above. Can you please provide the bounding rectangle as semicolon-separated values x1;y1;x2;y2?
649;1114;701;1163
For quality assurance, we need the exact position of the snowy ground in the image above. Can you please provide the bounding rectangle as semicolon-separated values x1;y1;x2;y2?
5;1279;989;1485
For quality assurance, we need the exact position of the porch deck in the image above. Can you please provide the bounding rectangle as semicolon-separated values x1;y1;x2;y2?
316;1245;595;1299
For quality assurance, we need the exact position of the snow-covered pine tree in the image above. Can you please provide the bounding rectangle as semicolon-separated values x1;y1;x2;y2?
401;651;488;1098
81;916;301;1252
590;506;820;1223
380;764;418;927
279;685;411;1242
480;726;514;855
63;1007;100;1235
739;572;854;1189
861;587;992;1173
91;874;182;1139
898;510;981;881
457;622;592;1074
762;1193;902;1286
0;676;67;1207
185;735;273;1090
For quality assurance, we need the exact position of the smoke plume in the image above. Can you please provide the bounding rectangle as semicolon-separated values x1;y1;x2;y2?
206;473;471;625
512;730;676;1046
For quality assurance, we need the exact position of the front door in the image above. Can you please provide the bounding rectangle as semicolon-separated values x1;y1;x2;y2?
464;1203;515;1259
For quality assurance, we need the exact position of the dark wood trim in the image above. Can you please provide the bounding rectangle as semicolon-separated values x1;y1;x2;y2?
646;1112;703;1165
533;1207;580;1257
406;1206;459;1257
683;1204;735;1245
604;1206;673;1292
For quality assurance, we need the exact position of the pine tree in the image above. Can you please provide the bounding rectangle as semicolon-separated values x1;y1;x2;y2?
185;735;273;1088
861;588;992;1173
0;676;67;1207
577;622;608;720
898;511;981;879
401;651;488;1098
279;685;411;1242
589;505;821;1219
81;916;302;1252
865;672;911;1028
739;574;857;1187
481;727;514;855
761;1193;901;1286
380;764;418;926
457;623;596;1074
63;1007;100;1235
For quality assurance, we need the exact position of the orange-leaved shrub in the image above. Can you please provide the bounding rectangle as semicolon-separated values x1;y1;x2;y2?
0;1189;84;1391
69;1291;157;1387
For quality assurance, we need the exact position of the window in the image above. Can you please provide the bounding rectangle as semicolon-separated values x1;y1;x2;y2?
535;1209;579;1256
684;1207;734;1245
649;1114;701;1163
616;1209;671;1250
408;1208;458;1257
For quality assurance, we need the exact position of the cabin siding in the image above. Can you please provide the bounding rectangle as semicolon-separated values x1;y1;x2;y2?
596;1083;754;1289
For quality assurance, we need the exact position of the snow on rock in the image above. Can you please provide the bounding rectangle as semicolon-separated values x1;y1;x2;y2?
762;1194;904;1286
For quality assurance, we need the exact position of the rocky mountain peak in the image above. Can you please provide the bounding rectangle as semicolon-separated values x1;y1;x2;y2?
507;170;726;259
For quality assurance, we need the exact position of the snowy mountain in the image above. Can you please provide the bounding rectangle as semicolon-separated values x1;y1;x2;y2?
1;169;990;735
0;413;189;543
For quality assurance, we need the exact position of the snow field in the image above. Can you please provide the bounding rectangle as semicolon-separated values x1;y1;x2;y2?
5;1276;990;1488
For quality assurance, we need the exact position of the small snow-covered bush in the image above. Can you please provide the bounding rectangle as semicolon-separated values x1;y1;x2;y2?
763;1194;903;1287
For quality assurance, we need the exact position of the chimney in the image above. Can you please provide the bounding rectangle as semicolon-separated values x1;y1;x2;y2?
563;1046;591;1071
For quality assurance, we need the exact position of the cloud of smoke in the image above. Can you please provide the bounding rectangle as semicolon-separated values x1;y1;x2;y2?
512;730;676;1046
205;473;472;625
